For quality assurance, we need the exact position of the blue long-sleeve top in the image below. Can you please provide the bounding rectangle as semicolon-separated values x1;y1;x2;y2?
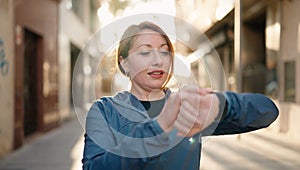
82;90;279;170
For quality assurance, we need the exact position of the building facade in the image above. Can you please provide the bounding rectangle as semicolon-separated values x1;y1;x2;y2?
0;0;61;157
0;0;15;158
0;0;101;157
177;0;300;140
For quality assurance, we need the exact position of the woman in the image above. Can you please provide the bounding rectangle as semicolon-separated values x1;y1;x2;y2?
82;21;279;170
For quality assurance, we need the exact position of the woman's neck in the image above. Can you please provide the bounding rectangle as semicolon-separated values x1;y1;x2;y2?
130;87;165;101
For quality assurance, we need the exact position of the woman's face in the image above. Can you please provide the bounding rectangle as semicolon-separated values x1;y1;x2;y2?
121;29;172;92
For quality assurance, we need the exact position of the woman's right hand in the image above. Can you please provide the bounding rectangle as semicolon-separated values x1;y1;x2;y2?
156;86;212;133
156;91;181;133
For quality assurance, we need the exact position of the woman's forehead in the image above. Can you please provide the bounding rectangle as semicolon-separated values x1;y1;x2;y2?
131;29;167;47
138;28;163;35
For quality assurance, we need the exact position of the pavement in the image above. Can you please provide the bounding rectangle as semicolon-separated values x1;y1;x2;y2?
0;118;84;170
0;117;299;170
200;130;300;170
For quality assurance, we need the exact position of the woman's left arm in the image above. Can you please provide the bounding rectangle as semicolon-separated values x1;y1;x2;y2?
204;92;279;136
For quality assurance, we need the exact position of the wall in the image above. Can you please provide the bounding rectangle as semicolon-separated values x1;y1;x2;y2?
241;20;266;93
0;0;14;157
15;0;59;130
58;0;92;121
277;0;300;140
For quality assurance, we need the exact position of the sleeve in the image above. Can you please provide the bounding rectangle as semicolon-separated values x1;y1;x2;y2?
82;101;171;170
202;91;279;136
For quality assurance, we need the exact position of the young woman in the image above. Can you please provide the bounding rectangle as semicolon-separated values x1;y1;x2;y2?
82;21;279;170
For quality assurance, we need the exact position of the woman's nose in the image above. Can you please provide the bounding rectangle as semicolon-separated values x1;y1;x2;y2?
152;50;163;66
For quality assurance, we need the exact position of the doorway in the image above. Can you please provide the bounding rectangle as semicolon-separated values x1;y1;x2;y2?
70;43;80;110
242;11;266;93
23;29;42;137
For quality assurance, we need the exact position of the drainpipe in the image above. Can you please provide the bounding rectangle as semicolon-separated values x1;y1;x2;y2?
234;0;242;92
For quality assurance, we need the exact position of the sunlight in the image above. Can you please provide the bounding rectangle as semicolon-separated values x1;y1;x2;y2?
122;0;176;16
266;22;281;51
298;23;300;53
215;0;234;21
97;1;114;27
97;0;176;28
174;54;192;77
97;1;177;58
70;134;84;170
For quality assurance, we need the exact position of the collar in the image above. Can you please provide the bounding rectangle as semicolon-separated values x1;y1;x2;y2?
111;88;171;120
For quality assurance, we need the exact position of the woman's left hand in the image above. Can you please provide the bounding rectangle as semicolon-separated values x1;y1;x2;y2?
174;87;220;137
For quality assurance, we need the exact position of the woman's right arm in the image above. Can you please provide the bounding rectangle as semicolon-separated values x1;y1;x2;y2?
83;133;148;170
82;100;172;170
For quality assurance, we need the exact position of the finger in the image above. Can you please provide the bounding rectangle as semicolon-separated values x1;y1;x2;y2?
180;85;213;95
175;120;203;137
156;92;181;132
178;102;199;125
179;92;201;107
179;85;200;94
198;87;213;95
174;119;192;136
175;105;202;134
185;127;203;137
175;114;194;131
177;112;204;133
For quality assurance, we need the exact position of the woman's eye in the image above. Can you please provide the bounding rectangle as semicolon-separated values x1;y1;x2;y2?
160;50;170;56
139;51;151;56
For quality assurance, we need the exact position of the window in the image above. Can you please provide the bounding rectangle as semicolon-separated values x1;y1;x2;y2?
284;61;296;102
71;0;84;21
265;51;278;98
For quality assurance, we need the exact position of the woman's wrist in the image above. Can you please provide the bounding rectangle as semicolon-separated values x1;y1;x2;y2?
156;116;173;133
212;92;228;121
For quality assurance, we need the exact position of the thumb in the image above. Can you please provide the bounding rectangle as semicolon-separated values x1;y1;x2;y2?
198;87;213;95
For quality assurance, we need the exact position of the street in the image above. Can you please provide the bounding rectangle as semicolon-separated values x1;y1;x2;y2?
0;118;84;170
200;130;300;170
0;118;299;170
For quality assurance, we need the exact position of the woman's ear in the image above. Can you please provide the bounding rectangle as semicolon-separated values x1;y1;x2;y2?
119;56;129;74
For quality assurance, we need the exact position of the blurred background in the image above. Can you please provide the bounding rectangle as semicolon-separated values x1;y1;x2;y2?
0;0;299;169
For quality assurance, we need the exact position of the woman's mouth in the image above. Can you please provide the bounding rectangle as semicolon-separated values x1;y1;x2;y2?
148;70;164;78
